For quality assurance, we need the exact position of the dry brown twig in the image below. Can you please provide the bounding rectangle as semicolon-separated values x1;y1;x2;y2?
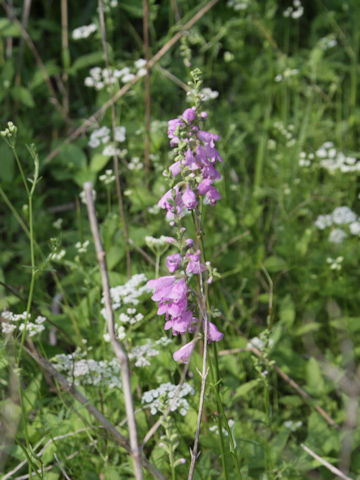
301;444;353;480
45;0;219;164
83;182;143;479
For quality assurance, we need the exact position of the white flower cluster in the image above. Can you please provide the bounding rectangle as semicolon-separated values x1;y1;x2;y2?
99;169;116;185
283;0;304;19
227;0;250;10
129;343;160;367
84;60;146;91
141;382;194;416
275;68;299;83
315;142;360;173
88;126;126;148
248;334;274;351
128;156;143;171
145;235;174;249
53;218;63;230
75;240;89;254
50;249;66;261
102;0;118;12
299;151;315;167
0;121;17;139
102;274;150;315
284;420;302;431
315;206;360;243
72;24;97;40
1;311;45;337
318;35;337;51
119;307;144;325
326;256;343;271
273;121;296;147
53;351;121;388
209;419;235;437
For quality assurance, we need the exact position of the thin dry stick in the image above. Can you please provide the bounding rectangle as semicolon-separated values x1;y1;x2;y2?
24;346;165;480
300;444;353;480
83;182;143;480
143;0;151;177
1;1;69;123
45;0;219;164
14;0;31;86
155;65;190;92
54;454;72;480
98;0;131;277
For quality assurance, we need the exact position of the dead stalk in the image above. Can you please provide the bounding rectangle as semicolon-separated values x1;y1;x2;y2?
83;182;143;480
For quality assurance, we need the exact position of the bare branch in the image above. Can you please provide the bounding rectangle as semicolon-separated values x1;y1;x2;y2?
301;444;353;480
83;182;143;480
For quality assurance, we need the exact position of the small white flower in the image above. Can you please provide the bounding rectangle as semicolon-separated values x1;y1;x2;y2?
329;228;347;244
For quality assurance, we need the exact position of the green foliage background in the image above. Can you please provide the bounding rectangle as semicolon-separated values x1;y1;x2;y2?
1;0;360;478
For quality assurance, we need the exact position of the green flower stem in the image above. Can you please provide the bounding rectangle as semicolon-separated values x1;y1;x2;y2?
17;188;37;366
210;343;242;479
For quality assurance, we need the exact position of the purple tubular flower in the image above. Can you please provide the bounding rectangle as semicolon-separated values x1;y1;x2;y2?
168;118;184;146
205;186;221;205
207;321;223;343
182;185;198;210
186;254;206;274
197;130;220;147
198;178;213;195
169;161;181;177
165;253;182;273
168;278;187;302
147;276;176;302
173;340;195;363
182;108;196;123
165;310;196;335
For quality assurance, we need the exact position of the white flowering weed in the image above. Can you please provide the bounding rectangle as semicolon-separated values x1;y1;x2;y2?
141;382;194;416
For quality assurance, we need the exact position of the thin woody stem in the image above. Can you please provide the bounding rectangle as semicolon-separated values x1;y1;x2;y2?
83;182;143;480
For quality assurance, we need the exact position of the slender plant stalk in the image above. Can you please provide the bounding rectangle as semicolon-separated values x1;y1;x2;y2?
143;0;151;178
98;0;132;277
14;0;31;86
83;182;143;480
45;0;220;164
60;0;70;118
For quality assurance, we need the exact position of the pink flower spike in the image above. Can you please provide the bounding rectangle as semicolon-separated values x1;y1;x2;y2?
182;185;198;210
207;321;224;343
165;253;182;273
173;340;196;363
